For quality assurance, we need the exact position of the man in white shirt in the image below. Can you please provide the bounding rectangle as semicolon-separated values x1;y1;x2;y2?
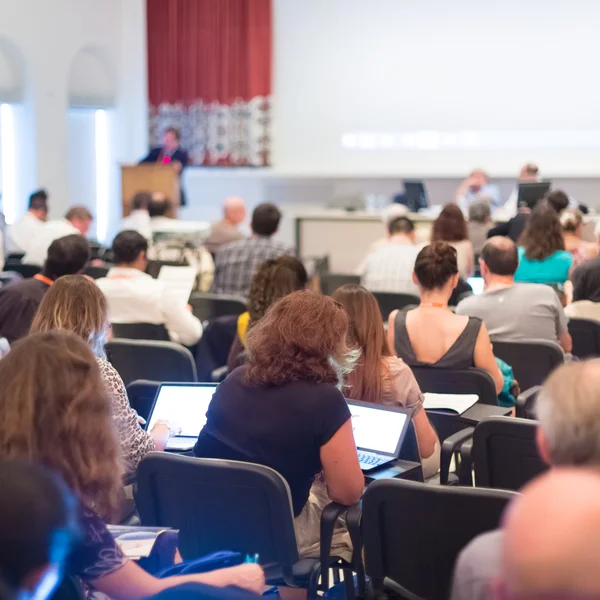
6;189;48;255
120;191;152;239
23;206;93;266
96;230;203;346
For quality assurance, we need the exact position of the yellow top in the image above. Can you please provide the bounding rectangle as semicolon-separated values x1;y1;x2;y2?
237;311;250;347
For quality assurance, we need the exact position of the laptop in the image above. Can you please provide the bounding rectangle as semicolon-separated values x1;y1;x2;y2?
146;383;218;451
517;181;552;210
347;399;411;472
467;276;485;295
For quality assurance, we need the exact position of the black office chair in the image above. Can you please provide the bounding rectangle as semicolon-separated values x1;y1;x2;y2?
361;478;515;600
472;417;547;491
84;265;110;280
146;259;188;279
136;454;355;598
194;315;238;381
7;263;41;278
111;322;170;341
189;293;247;322
492;339;564;391
126;380;160;423
106;340;197;386
3;252;24;269
372;291;420;321
568;317;600;359
320;273;360;296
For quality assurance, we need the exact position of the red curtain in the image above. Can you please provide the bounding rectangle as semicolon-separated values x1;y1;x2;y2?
147;0;272;166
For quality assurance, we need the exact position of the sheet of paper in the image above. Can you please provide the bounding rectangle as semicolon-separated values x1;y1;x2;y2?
423;392;479;415
158;265;196;306
111;531;163;559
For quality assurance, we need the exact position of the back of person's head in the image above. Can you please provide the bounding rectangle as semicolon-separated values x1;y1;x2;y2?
332;284;390;404
0;461;78;598
480;237;519;277
43;235;91;280
519;203;565;261
30;275;109;358
64;206;92;224
560;209;583;235
251;203;281;237
245;290;357;387
148;198;169;218
223;196;246;225
431;204;468;242
0;332;122;520
546;190;570;214
414;242;459;290
28;190;48;216
247;256;308;325
131;191;152;212
468;199;491;224
388;216;415;237
112;230;148;265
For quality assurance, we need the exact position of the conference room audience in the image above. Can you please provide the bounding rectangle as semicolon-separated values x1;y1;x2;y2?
228;256;308;370
96;230;203;346
204;196;246;255
467;200;493;255
0;331;265;597
451;359;600;600
5;189;48;255
24;206;93;266
195;291;364;560
360;216;420;294
0;461;78;600
30;275;169;471
211;203;294;298
121;191;152;239
431;204;475;278
333;284;440;478
388;243;503;394
456;237;572;352
514;204;572;284
0;234;90;343
454;170;501;212
560;208;597;270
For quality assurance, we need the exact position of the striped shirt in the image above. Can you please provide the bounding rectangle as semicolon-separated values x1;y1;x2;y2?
360;242;421;295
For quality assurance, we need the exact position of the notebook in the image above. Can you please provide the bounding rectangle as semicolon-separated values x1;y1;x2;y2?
423;392;479;415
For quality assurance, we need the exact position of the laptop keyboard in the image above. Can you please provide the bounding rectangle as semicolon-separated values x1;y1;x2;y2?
357;450;387;470
166;437;195;451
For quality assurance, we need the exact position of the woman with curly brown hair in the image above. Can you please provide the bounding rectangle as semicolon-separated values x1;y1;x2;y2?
431;204;475;278
0;332;265;597
195;290;364;559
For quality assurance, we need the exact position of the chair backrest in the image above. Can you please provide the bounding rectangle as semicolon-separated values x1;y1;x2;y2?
126;379;160;422
362;478;515;600
8;263;41;279
568;317;600;359
135;453;300;581
84;265;110;280
194;315;238;381
473;417;547;491
111;322;170;341
492;340;564;391
106;339;197;386
372;291;420;321
189;293;247;322
320;273;360;296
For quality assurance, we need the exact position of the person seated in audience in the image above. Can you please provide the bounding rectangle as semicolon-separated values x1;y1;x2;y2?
567;223;600;320
0;460;78;600
450;359;600;600
0;234;90;343
228;255;308;370
195;291;364;560
456;237;572;352
333;284;440;478
210;203;295;298
96;231;203;346
0;331;265;597
560;208;597;271
204;196;246;256
454;170;501;212
467;200;493;255
431;204;475;279
388;242;503;394
30;275;171;471
24;206;93;266
359;216;421;295
514;203;572;284
121;191;152;239
5;189;48;255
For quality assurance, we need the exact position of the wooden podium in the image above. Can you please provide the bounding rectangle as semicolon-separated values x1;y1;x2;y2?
121;164;180;217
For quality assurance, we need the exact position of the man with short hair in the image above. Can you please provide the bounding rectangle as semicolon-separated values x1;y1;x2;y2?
456;236;572;352
96;230;203;345
210;203;294;298
204;196;246;255
468;200;493;255
6;189;49;255
23;206;93;266
455;169;501;213
360;216;420;295
450;359;600;600
0;234;91;343
120;191;152;239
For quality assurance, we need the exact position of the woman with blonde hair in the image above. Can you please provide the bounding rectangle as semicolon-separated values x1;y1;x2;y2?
0;331;264;597
560;209;598;271
30;275;170;472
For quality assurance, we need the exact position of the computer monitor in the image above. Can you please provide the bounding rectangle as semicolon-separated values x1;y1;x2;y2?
517;181;552;210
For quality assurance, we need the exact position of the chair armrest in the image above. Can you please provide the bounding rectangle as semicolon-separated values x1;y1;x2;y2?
458;439;474;486
440;427;475;485
516;386;541;419
346;504;365;596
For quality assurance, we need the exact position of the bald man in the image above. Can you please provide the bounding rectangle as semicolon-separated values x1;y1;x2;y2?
495;469;600;599
456;237;572;352
450;360;600;600
204;196;246;255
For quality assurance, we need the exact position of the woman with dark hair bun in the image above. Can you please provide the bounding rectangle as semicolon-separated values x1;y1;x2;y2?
388;242;504;393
